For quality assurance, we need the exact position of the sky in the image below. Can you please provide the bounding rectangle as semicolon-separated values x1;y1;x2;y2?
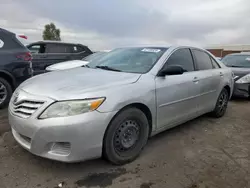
1;0;250;50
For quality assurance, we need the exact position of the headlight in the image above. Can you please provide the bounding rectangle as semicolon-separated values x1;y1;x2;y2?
39;98;105;119
236;74;250;84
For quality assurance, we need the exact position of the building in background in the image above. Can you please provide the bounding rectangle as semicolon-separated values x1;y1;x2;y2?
207;45;250;58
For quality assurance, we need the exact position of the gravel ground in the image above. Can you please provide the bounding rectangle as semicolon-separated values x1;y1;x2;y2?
0;100;250;188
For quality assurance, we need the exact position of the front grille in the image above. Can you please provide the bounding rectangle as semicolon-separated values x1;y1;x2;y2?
12;100;44;118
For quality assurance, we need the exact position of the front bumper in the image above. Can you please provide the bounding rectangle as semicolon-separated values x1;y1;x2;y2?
9;106;117;162
233;82;250;98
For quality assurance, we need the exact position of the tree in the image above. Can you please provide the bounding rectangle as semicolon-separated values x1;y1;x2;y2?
42;23;61;41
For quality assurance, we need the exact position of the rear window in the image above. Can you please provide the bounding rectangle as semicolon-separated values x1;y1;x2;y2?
0;31;25;50
46;44;72;53
222;55;250;68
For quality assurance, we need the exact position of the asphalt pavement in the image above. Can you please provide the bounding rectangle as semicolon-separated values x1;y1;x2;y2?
0;100;250;188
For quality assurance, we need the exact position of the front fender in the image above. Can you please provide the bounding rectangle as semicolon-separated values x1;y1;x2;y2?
97;75;157;131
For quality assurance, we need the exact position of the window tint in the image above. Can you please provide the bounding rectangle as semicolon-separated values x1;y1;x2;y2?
165;48;194;72
28;44;46;53
72;46;78;53
211;57;220;69
28;45;41;54
0;33;23;50
72;45;86;53
46;44;72;53
192;49;213;70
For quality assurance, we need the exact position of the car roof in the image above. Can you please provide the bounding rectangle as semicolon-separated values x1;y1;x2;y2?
29;40;88;47
115;45;207;50
225;53;250;56
0;28;15;36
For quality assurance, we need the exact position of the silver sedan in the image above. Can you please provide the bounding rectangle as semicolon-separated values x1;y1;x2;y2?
8;46;234;165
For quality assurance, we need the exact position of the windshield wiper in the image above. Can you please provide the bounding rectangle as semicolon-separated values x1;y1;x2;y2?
227;65;243;68
95;65;121;72
82;64;90;68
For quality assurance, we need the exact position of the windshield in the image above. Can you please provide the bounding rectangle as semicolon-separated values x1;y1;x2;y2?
222;55;250;68
87;47;167;73
82;52;106;62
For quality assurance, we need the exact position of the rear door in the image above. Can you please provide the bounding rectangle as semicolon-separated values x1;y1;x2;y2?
45;43;73;67
191;49;222;112
155;48;201;129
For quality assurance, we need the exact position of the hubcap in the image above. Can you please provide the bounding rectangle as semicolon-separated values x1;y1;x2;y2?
114;120;140;153
218;91;228;113
0;82;7;105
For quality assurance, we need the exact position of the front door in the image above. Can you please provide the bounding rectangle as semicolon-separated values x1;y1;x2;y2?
155;48;200;130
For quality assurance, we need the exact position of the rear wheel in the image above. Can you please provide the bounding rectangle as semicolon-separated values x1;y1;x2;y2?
103;108;149;165
211;88;229;118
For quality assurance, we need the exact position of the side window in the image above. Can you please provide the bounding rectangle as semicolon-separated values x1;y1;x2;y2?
72;45;78;53
28;44;46;54
210;57;221;69
165;48;194;72
192;49;213;70
28;45;41;54
45;44;72;53
74;45;86;53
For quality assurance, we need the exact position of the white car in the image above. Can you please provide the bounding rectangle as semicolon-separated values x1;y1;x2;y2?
46;51;109;71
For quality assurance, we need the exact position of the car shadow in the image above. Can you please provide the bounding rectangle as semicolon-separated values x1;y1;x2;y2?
230;96;250;103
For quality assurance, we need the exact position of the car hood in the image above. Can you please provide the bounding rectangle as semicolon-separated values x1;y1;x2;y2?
20;68;141;100
230;67;250;76
46;60;89;71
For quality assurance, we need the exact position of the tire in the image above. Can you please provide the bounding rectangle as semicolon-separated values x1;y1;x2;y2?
211;88;229;118
0;78;12;109
103;108;149;165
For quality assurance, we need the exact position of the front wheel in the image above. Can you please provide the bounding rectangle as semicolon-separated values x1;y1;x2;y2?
0;78;12;109
211;88;229;118
103;108;149;165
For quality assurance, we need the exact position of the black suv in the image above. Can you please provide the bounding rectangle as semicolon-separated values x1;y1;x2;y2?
27;41;93;75
0;28;32;108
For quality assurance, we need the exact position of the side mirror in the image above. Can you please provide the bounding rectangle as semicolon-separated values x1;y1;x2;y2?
158;65;185;76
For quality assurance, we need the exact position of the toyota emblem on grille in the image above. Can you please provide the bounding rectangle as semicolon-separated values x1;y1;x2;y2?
13;92;19;104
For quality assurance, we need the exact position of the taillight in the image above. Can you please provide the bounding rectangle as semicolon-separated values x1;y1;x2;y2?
16;52;32;61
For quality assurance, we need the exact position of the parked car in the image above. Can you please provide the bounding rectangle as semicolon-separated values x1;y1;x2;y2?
9;46;233;164
0;28;32;108
222;53;250;97
27;41;93;75
46;51;109;71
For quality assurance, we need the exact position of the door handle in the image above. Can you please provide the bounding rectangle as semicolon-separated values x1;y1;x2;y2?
220;72;224;77
40;55;47;58
193;77;199;83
